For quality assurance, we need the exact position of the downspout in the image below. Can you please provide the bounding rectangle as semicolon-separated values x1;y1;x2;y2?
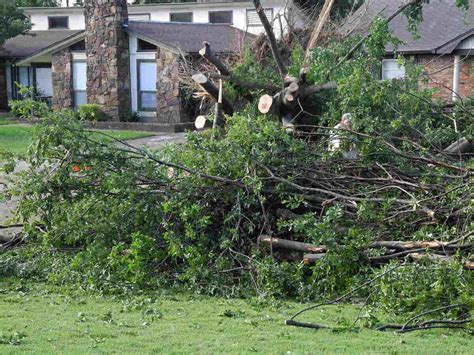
452;55;461;101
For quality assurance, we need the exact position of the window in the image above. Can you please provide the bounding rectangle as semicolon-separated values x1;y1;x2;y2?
246;9;273;26
35;67;53;98
72;61;87;107
70;40;85;52
209;11;233;24
381;59;405;80
170;12;193;23
129;13;151;21
138;60;157;111
137;39;156;52
13;66;31;99
48;16;69;29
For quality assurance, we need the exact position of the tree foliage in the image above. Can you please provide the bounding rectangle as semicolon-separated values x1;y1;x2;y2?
1;3;473;329
0;0;31;46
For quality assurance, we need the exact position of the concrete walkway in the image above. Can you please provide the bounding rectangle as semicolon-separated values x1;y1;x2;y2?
125;132;187;149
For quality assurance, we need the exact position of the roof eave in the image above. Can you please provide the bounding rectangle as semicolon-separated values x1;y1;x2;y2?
15;31;85;66
125;27;187;56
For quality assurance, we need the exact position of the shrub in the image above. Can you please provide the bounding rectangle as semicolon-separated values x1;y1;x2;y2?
77;104;106;121
8;85;50;120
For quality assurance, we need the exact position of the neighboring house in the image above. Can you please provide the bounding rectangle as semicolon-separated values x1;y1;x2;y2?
0;0;302;125
343;0;473;101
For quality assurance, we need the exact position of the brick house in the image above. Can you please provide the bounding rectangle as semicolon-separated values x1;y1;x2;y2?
0;0;300;125
344;0;473;101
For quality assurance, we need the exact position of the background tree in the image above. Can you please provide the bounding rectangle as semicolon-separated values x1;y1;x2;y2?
0;0;31;47
15;0;59;6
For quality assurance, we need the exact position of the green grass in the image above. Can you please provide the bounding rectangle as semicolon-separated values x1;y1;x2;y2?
0;284;472;354
0;124;154;155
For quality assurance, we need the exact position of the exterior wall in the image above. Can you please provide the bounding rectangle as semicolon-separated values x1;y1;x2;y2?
24;1;293;36
156;48;183;124
0;60;7;110
459;56;473;98
417;55;454;101
85;0;131;121
51;48;73;109
29;11;85;31
417;54;473;101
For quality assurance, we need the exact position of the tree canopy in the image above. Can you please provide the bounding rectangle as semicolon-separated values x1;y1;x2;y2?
0;1;31;47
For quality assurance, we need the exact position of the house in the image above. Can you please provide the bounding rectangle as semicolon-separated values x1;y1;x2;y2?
0;0;302;125
343;0;473;101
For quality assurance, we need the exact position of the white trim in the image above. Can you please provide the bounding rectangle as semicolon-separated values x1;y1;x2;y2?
452;55;461;101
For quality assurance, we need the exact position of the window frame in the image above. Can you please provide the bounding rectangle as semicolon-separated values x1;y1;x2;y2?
246;8;273;27
128;13;151;21
208;10;233;24
137;39;157;52
169;12;193;23
137;59;157;112
48;16;69;29
381;58;406;81
72;59;87;108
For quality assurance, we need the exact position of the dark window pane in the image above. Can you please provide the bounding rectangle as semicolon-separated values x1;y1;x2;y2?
140;92;156;109
209;11;232;24
170;12;193;23
70;40;85;51
137;39;156;52
48;17;69;29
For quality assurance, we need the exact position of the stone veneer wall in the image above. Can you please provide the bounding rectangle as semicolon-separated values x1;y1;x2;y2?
417;54;473;101
0;59;7;110
52;48;73;109
155;48;184;123
85;0;130;121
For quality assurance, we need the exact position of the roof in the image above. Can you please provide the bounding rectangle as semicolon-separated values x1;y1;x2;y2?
0;30;83;58
126;21;253;53
343;0;473;54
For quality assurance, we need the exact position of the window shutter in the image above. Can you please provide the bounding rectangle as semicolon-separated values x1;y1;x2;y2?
247;9;273;26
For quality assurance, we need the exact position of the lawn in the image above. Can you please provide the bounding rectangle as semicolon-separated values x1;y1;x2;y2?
0;124;154;155
0;283;472;354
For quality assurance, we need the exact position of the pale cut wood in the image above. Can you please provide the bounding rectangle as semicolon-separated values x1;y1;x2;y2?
258;94;274;114
304;0;335;63
258;235;327;253
195;115;211;130
192;73;234;116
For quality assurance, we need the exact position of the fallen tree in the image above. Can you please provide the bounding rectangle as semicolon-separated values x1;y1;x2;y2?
2;0;472;333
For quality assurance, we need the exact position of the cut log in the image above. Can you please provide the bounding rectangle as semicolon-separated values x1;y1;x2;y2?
276;208;300;220
443;137;472;156
199;42;231;76
252;0;287;77
258;235;327;254
192;73;234;116
258;94;274;114
303;253;326;265
209;73;280;92
408;253;474;270
195;115;212;130
369;240;471;252
300;81;337;97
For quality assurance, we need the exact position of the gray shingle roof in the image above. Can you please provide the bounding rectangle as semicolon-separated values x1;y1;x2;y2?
0;30;84;58
343;0;473;54
126;21;253;53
